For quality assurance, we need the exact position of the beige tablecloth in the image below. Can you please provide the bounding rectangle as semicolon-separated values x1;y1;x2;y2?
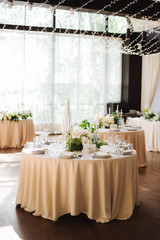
98;129;147;167
16;151;139;223
0;119;35;149
127;118;160;152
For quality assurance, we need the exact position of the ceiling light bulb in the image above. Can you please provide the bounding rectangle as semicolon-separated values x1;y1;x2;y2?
50;6;55;13
28;2;33;11
70;8;75;15
8;0;13;8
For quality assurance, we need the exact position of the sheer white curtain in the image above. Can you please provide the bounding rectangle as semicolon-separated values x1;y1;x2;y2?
141;53;160;111
54;34;121;122
0;30;54;122
151;73;160;112
0;30;122;125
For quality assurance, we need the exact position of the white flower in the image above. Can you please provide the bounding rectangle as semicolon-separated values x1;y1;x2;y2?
12;111;18;115
105;122;109;127
72;127;82;138
104;115;114;124
148;109;152;114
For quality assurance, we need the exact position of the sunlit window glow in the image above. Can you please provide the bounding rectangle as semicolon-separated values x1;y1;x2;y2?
0;4;122;123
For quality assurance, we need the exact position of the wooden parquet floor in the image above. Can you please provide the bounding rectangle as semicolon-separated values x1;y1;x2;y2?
0;149;160;240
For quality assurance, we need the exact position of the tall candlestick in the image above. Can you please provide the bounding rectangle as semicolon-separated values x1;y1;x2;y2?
121;109;122;118
117;105;119;112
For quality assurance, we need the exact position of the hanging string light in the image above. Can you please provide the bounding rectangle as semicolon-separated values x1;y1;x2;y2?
0;0;159;55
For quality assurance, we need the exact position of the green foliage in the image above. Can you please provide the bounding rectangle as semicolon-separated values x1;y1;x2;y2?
79;119;90;129
143;108;155;120
21;111;33;119
97;141;103;149
79;120;95;133
66;135;83;152
1;111;33;122
99;118;103;128
112;112;119;125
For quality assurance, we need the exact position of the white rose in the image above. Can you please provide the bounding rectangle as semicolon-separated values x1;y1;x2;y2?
88;133;93;140
72;131;79;138
149;109;153;115
83;129;90;135
12;111;18;115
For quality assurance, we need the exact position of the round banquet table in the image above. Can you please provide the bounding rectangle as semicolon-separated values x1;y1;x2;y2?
127;117;160;152
16;150;139;223
98;129;147;167
0;119;35;149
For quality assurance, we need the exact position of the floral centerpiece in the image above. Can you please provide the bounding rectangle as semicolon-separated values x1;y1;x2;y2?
99;112;119;128
66;127;103;152
0;110;32;122
143;108;155;120
154;112;160;121
21;110;32;119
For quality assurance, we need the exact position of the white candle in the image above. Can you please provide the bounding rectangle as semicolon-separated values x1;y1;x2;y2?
117;105;119;112
109;107;110;115
121;109;122;118
62;118;64;135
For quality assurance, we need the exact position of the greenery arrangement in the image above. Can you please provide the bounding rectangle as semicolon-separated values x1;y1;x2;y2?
143;108;155;120
0;110;32;122
66;135;83;152
66;127;103;152
79;119;96;133
154;112;160;121
112;111;120;125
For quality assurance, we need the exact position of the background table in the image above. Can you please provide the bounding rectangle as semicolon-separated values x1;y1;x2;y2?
98;129;147;167
0;119;35;149
127;118;160;152
16;151;139;223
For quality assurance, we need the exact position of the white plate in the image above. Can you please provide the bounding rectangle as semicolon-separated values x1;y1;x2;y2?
94;152;111;158
32;149;45;155
123;150;133;155
112;129;120;132
127;127;137;131
60;152;73;159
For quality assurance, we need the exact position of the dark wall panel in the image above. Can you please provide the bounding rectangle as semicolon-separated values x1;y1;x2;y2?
121;54;142;113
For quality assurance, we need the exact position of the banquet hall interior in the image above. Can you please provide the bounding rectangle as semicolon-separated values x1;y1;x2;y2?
0;0;160;239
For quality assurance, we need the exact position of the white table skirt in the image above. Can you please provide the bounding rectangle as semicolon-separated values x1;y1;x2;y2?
127;118;160;152
16;151;139;223
0;119;35;149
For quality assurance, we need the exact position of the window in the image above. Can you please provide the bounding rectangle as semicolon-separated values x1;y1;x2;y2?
55;9;106;32
0;3;53;27
0;4;122;123
108;16;128;34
